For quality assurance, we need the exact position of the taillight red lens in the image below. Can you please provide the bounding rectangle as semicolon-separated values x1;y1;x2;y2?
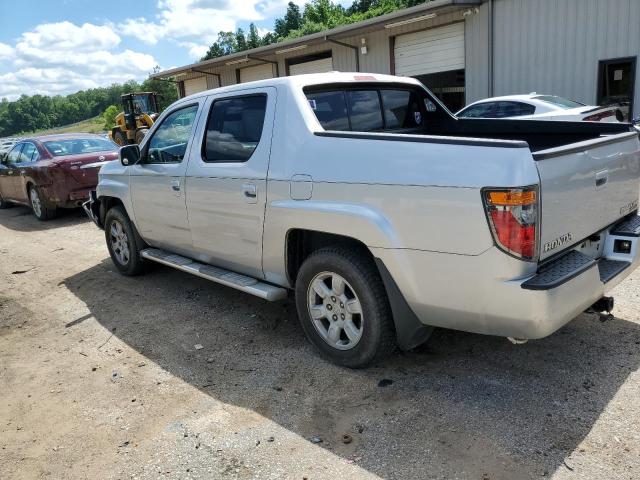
583;110;615;122
483;187;538;261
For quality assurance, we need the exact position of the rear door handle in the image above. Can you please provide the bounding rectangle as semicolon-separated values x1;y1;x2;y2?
243;183;257;203
595;170;608;189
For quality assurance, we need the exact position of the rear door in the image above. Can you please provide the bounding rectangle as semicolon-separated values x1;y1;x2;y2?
185;87;275;278
535;131;640;260
129;102;202;253
12;141;39;202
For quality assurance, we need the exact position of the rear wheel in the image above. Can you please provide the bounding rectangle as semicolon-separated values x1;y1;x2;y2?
113;130;128;146
105;206;146;276
28;185;57;221
295;247;395;368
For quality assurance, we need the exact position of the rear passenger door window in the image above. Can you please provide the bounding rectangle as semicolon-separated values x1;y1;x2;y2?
203;95;267;162
494;101;535;118
19;143;37;163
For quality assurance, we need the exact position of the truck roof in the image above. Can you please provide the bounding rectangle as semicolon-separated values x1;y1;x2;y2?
178;72;422;102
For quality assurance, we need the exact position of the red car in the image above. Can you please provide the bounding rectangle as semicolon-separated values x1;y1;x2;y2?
0;134;118;220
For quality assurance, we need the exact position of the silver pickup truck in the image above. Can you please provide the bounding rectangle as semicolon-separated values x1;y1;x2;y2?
85;73;640;367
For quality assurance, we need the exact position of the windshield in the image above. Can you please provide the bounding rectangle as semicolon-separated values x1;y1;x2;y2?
44;138;118;156
533;95;585;109
133;95;155;114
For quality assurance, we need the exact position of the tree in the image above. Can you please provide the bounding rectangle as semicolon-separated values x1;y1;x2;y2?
274;2;302;38
102;105;119;130
235;28;248;52
247;24;261;49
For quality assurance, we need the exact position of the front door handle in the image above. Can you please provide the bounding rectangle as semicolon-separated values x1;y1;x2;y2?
242;183;257;203
170;179;181;195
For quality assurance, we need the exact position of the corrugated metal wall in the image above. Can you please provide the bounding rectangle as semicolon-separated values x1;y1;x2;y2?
172;0;639;117
492;0;640;116
174;9;471;96
464;4;489;103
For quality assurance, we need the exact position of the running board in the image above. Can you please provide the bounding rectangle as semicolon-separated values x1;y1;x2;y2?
140;248;288;301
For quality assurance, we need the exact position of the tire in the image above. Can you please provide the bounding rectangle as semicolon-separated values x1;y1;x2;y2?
28;185;57;221
135;128;149;145
113;130;128;146
104;206;146;276
295;246;395;368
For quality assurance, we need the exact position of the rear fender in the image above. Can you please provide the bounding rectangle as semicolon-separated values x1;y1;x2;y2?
263;199;400;287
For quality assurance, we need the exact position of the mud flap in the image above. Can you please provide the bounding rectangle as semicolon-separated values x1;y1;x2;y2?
374;258;434;351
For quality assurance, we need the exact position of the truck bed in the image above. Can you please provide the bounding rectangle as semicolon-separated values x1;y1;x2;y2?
433;117;634;152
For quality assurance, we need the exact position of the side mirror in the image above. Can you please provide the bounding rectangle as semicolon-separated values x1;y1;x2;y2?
120;144;141;166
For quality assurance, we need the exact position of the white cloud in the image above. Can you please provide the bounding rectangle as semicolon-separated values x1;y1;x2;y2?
0;21;158;100
0;42;14;61
178;41;210;60
118;0;292;53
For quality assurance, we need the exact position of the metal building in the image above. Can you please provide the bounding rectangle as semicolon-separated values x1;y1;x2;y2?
152;0;640;119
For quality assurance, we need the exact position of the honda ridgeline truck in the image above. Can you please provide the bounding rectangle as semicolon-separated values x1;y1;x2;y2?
85;73;640;367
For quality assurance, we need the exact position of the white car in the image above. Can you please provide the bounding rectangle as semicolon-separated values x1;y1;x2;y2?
456;94;623;122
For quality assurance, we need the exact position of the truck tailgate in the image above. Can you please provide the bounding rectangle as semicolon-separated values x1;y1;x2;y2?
534;131;640;261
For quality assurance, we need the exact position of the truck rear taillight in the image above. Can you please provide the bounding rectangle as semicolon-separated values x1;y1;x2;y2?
482;187;538;261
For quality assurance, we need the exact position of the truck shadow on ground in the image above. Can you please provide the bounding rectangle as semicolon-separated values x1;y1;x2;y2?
0;205;88;232
64;259;640;480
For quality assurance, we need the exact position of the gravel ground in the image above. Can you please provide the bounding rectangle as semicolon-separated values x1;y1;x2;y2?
1;205;640;480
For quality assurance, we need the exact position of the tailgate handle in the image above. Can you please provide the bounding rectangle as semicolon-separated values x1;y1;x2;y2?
595;170;608;189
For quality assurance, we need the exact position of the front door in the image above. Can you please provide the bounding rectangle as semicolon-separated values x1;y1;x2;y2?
129;102;201;253
185;88;275;278
0;144;25;201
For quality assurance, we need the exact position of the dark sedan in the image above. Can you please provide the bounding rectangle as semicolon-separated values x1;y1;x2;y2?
0;133;119;220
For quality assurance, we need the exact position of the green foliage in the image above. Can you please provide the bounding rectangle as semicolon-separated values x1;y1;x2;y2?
200;0;428;62
103;105;119;130
0;73;179;137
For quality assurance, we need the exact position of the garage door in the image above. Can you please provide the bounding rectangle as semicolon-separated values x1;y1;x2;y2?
239;63;274;83
289;56;333;76
183;76;208;96
394;22;464;76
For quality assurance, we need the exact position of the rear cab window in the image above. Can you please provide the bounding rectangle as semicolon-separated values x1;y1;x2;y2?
305;84;438;133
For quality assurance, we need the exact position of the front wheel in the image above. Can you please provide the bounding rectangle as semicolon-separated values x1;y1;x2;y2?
104;207;146;275
295;247;395;368
28;185;57;220
113;130;128;146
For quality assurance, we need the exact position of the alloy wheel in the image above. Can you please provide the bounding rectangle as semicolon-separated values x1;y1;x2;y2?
109;220;130;265
307;271;364;350
29;188;42;218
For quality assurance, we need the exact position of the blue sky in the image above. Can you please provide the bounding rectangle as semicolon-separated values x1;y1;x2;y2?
0;0;347;100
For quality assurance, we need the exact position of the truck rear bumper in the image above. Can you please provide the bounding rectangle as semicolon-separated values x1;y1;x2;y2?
372;215;640;340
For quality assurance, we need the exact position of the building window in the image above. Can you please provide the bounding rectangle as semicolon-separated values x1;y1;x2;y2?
597;57;637;121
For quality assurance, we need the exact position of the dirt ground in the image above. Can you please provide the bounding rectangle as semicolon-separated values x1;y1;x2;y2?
1;205;640;480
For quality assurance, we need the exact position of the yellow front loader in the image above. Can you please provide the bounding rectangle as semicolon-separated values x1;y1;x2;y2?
109;92;159;146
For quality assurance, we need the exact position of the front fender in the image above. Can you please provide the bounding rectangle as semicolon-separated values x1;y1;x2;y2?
96;166;135;223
